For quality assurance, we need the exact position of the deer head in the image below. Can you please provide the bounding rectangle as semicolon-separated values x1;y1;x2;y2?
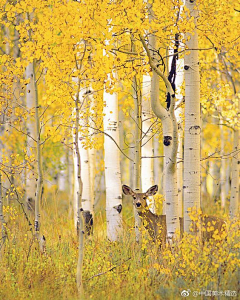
122;185;158;211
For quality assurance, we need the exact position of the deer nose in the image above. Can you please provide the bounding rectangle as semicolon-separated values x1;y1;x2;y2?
136;202;141;208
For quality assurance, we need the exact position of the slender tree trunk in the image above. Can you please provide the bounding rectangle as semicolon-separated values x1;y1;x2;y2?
229;129;239;218
74;80;85;294
220;126;226;209
140;33;179;239
66;144;73;217
132;69;142;242
88;147;95;213
153;135;161;189
141;75;155;212
33;62;43;241
103;79;123;241
25;63;37;208
175;58;184;220
73;88;94;228
0;170;6;257
225;132;231;198
183;0;201;233
79;144;92;212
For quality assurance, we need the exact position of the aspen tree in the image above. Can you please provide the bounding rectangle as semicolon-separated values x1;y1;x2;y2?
73;88;93;229
183;0;201;233
131;38;143;242
230;113;239;218
141;75;155;212
171;49;184;220
73;78;85;294
220;126;226;209
32;62;44;245
0;170;6;257
25;63;37;209
140;33;179;239
103;81;123;241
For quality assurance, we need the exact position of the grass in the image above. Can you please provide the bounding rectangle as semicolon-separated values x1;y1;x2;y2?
0;191;239;300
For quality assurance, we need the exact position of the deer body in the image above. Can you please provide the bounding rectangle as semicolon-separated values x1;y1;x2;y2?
196;215;226;241
122;185;167;246
122;184;226;244
138;209;166;244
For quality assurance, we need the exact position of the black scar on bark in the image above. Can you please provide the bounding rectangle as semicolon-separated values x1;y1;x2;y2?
82;210;93;236
164;136;172;146
113;204;122;214
166;92;171;110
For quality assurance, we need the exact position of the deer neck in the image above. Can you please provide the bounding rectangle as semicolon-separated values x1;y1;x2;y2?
138;208;155;222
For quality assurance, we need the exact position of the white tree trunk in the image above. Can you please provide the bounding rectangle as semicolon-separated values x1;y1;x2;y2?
183;0;201;233
141;74;155;212
142;33;179;239
225;132;231;197
66;144;73;216
88;147;95;212
229;129;239;218
73;87;93;228
33;62;43;239
131;38;143;242
153;135;161;190
103;82;123;241
79;145;92;212
25;63;37;207
0;170;6;256
175;57;184;220
73;81;84;293
220;126;226;209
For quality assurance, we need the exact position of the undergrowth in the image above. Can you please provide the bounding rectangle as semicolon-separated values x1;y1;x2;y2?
0;193;239;300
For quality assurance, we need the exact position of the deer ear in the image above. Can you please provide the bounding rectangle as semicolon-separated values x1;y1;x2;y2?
122;185;133;195
146;185;158;196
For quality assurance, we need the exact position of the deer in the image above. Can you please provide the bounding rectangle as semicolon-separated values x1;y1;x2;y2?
27;197;93;236
122;184;226;245
122;184;167;247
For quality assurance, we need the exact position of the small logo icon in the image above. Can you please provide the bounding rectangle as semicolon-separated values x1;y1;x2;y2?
193;291;198;297
181;290;190;297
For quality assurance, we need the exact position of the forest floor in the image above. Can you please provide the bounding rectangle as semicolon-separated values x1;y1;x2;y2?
0;191;239;300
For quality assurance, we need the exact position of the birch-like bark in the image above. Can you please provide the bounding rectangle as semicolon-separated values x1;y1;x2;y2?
225;132;231;197
73;88;93;228
88;95;96;215
66;144;73;217
0;170;6;257
141;75;155;212
33;62;43;239
153;135;161;188
26;63;37;208
103;80;123;241
140;33;179;239
220;126;226;209
88;148;95;213
175;56;184;220
183;0;201;233
229;129;239;218
79;145;91;211
132;69;142;242
74;80;85;293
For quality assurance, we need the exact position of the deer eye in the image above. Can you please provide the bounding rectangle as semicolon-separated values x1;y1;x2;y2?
133;196;136;200
143;197;146;200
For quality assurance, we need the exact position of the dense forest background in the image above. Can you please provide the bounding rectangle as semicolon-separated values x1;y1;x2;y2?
0;0;239;299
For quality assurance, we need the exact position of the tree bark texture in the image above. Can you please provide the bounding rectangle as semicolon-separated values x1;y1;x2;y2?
103;81;123;241
183;0;201;233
